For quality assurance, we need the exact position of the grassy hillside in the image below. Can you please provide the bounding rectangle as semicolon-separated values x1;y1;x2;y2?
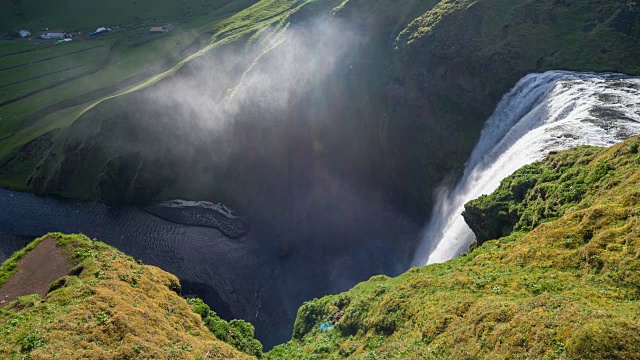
395;0;640;96
268;136;640;359
0;233;261;359
0;0;314;199
0;0;280;174
0;0;259;33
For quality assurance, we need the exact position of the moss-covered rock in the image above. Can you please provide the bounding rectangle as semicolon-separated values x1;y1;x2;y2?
463;147;602;244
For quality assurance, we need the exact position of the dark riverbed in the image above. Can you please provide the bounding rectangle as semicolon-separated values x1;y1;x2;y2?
0;187;420;348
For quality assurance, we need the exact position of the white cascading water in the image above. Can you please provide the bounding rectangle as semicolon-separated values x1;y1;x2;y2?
413;70;640;266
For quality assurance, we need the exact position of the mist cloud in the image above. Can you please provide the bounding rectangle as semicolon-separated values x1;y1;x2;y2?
140;17;360;144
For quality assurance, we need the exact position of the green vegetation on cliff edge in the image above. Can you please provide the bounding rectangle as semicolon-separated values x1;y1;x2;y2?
0;233;261;359
268;136;640;359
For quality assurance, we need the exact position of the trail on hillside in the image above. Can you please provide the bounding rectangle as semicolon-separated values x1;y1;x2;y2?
0;237;72;306
414;71;640;266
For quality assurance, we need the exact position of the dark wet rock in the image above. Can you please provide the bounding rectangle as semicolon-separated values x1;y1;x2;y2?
589;107;637;125
597;93;621;103
143;200;250;239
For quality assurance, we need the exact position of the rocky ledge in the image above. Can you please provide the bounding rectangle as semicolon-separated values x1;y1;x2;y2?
143;200;250;239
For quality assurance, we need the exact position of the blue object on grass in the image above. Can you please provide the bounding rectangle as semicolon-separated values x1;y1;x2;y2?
318;323;334;332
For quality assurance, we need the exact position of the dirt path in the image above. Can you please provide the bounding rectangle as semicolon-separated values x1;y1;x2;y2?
0;237;72;307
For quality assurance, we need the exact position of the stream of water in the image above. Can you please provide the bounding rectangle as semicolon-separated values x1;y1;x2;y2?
413;71;640;266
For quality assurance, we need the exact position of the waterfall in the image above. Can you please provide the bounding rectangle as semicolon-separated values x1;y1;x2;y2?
413;70;640;266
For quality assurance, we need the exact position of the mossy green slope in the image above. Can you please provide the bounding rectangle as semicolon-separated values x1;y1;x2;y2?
0;0;258;33
0;0;322;201
0;233;259;359
268;136;640;359
396;0;640;92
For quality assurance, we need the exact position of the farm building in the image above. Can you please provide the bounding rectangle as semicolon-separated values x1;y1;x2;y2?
90;27;110;37
46;32;66;39
40;32;70;39
150;24;175;34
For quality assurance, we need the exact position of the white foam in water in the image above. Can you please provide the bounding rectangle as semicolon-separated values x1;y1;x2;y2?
413;70;640;266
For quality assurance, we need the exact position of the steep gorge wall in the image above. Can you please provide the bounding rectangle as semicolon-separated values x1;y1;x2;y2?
19;0;640;222
268;136;640;359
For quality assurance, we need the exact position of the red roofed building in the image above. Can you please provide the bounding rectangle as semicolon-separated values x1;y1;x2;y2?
150;24;175;34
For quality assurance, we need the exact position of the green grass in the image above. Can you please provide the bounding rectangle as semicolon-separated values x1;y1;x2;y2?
0;41;102;69
0;0;277;139
0;41;36;56
0;233;256;359
0;0;252;33
0;0;349;207
189;298;264;358
268;136;640;359
397;0;640;90
0;26;203;135
0;0;314;198
462;146;606;244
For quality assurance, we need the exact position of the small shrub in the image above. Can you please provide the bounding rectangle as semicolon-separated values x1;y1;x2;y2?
338;340;359;356
48;276;69;293
70;265;85;276
167;279;181;295
293;300;326;339
187;298;263;357
337;301;369;336
21;332;43;353
95;312;110;325
562;237;575;248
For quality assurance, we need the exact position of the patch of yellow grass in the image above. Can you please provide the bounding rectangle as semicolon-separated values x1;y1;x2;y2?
0;233;252;360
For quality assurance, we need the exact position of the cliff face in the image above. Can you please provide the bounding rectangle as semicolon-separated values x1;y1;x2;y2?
269;136;640;359
7;0;639;222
